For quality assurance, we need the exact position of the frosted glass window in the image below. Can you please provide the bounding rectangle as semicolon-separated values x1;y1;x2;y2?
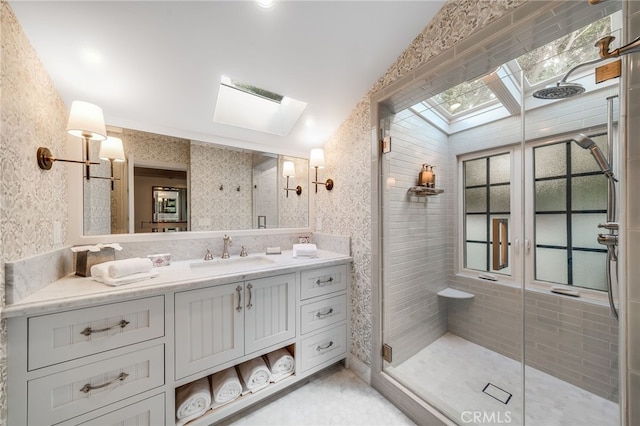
465;188;486;213
571;134;608;174
535;214;567;247
490;154;511;184
572;175;607;210
466;215;486;241
572;251;607;291
490;185;510;212
466;242;487;271
535;143;566;178
572;213;606;249
535;179;566;212
536;247;568;284
465;159;486;186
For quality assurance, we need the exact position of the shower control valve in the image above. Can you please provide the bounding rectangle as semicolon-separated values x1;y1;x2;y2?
598;222;619;231
597;233;618;247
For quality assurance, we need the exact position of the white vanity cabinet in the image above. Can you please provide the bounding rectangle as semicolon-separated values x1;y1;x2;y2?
5;254;351;426
174;273;296;380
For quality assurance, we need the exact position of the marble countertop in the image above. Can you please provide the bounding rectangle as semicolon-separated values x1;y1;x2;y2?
2;250;352;318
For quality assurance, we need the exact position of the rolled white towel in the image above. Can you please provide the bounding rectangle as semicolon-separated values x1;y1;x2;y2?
90;258;153;278
209;367;242;409
237;357;272;394
175;377;211;426
265;348;295;383
292;243;318;258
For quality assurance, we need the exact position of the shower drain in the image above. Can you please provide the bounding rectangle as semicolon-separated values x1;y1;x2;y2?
482;383;512;404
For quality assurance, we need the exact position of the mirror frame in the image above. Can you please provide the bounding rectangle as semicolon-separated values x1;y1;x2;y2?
67;139;315;245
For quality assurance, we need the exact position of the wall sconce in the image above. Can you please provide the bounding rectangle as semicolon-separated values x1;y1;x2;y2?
37;101;107;180
97;136;126;190
310;148;334;192
283;160;302;197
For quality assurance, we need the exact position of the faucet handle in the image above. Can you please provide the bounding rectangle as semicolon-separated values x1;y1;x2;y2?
204;249;213;261
240;246;248;257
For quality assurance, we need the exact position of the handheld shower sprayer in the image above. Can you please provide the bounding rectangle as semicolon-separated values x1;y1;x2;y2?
571;133;615;179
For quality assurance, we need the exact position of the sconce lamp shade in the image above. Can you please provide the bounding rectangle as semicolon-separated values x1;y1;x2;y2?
309;148;325;168
66;101;107;141
282;161;296;177
99;137;126;162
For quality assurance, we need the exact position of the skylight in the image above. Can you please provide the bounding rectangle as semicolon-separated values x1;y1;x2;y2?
515;14;613;86
429;79;496;116
213;76;307;136
411;10;620;136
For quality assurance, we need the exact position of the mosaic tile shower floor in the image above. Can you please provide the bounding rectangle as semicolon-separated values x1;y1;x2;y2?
387;333;618;426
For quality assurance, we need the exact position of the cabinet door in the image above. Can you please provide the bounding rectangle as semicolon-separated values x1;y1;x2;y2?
175;283;244;379
244;274;296;354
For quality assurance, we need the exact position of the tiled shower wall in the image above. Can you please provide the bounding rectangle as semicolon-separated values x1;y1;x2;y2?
625;1;640;423
383;109;452;366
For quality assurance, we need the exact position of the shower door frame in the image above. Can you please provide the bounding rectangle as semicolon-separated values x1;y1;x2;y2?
369;1;627;424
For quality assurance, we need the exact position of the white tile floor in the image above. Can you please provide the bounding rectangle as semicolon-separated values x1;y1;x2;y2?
387;333;619;426
221;363;416;426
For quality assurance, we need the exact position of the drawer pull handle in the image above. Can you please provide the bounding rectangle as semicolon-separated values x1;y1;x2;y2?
80;319;130;336
316;308;334;318
315;277;334;287
80;372;129;393
316;341;334;351
236;285;243;312
246;283;253;309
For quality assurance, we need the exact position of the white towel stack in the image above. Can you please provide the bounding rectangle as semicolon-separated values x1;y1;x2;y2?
237;357;272;394
90;258;158;286
292;243;318;258
175;377;212;426
209;367;242;409
265;348;295;383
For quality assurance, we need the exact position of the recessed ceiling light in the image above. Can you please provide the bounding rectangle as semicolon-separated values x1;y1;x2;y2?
255;0;274;8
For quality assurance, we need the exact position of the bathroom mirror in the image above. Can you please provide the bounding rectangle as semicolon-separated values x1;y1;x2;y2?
83;127;309;235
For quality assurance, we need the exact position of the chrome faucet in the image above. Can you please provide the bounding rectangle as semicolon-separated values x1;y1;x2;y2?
222;234;232;259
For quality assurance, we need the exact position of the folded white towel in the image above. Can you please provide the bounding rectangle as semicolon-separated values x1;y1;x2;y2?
292;243;318;258
209;367;242;410
175;377;211;426
93;270;159;287
237;357;272;394
265;348;295;383
90;258;153;279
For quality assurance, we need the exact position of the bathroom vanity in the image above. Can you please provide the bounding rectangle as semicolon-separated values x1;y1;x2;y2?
3;250;351;425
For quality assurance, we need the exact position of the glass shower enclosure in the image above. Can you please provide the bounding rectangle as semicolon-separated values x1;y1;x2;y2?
377;5;622;425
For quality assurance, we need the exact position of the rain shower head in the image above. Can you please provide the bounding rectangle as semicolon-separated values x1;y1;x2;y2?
532;82;585;99
572;133;613;177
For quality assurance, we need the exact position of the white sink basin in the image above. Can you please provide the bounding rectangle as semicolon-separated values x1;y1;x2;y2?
190;256;276;274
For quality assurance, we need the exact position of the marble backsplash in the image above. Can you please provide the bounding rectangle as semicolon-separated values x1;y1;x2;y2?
4;232;351;305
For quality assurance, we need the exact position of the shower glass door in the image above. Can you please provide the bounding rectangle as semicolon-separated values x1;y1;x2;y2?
379;8;622;425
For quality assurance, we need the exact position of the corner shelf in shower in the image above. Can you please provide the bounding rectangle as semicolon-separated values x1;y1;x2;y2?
408;186;444;196
437;288;474;299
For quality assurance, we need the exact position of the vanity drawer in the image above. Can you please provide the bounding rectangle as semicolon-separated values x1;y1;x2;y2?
300;294;347;335
27;345;165;426
28;296;165;370
300;265;348;300
58;393;165;426
299;324;347;372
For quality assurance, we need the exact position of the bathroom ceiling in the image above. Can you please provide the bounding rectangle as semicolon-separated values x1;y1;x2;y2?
10;0;445;157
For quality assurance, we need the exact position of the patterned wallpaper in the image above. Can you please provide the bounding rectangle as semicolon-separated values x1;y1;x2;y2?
190;141;253;231
119;127;190;165
318;0;525;366
0;1;70;420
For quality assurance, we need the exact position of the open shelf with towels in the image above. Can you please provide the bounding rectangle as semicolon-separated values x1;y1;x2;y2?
408;186;444;196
